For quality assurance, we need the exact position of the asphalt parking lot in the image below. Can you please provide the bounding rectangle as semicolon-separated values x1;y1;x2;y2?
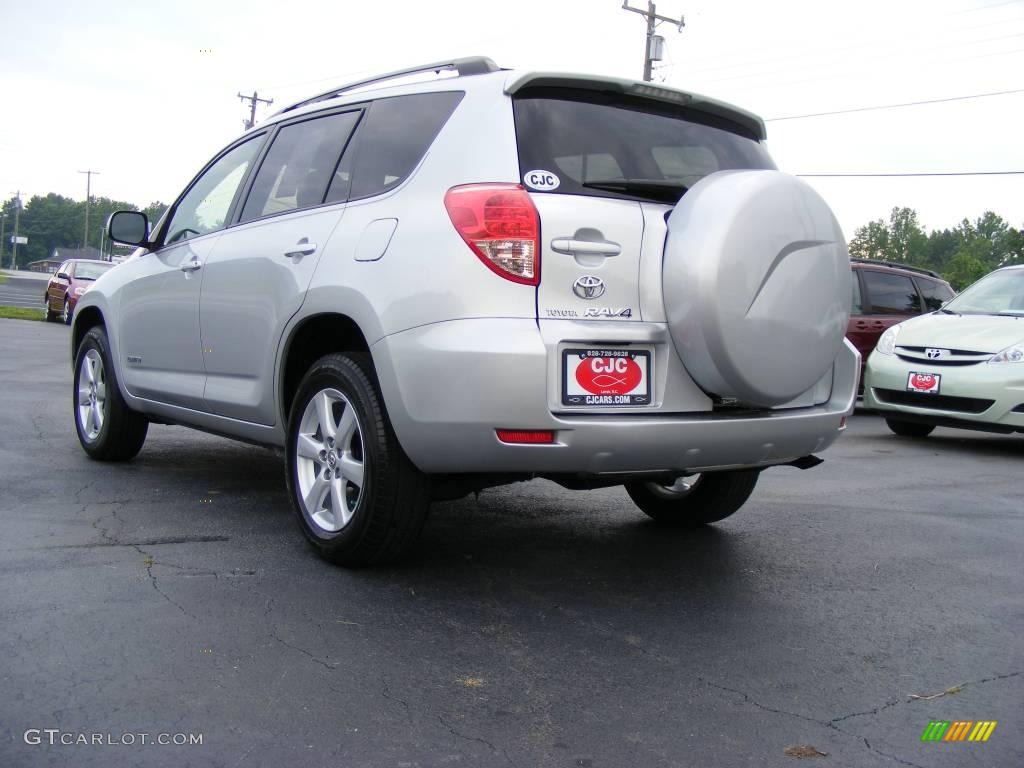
1;317;1021;768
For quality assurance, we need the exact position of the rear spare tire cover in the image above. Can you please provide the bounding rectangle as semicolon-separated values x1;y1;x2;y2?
663;170;850;407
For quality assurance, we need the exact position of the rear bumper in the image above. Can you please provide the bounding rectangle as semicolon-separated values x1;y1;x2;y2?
372;319;860;474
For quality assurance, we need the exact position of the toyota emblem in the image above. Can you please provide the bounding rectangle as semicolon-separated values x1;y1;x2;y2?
573;275;606;299
925;348;947;359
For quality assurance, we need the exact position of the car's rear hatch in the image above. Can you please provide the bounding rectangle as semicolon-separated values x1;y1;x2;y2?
508;77;774;325
508;77;784;412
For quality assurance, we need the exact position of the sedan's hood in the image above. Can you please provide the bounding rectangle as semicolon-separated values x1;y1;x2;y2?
895;313;1024;352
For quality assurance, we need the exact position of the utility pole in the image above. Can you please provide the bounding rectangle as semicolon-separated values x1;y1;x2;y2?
621;1;685;82
78;169;100;251
0;209;6;269
238;91;274;130
11;191;22;270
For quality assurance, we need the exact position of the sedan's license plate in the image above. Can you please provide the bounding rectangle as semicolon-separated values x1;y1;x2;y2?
562;348;651;406
907;371;941;394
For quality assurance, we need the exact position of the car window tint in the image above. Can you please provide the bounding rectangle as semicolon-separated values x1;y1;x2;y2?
164;136;263;245
862;270;922;315
513;89;774;201
851;272;863;314
240;111;360;222
916;277;955;311
328;91;464;203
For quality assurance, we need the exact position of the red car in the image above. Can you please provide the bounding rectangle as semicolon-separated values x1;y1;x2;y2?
44;259;116;325
848;259;955;389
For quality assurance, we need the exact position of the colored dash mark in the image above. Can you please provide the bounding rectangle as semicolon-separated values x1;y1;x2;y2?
921;720;997;742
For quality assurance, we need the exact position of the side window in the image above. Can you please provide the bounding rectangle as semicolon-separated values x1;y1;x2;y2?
164;136;264;245
240;111;360;222
916;277;955;311
862;270;922;315
57;261;70;276
327;91;464;203
851;272;863;315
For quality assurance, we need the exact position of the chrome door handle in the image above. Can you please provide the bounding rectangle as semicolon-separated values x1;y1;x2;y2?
180;260;202;272
285;239;317;258
551;237;621;257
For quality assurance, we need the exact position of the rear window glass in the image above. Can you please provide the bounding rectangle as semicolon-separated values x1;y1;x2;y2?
327;91;464;203
513;89;774;202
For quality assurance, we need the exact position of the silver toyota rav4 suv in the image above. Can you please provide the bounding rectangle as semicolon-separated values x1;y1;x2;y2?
74;57;859;566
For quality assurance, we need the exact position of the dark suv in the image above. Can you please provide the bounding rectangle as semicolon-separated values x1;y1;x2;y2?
847;259;955;371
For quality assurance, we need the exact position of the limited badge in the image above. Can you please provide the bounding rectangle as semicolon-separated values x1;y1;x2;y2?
523;170;560;191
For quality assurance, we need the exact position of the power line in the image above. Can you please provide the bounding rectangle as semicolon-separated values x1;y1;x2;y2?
766;87;1024;122
797;171;1024;177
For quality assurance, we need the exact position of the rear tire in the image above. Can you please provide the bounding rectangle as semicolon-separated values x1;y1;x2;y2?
285;353;430;567
885;418;935;438
625;470;759;526
73;326;149;461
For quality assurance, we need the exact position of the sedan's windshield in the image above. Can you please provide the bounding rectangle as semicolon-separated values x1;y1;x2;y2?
944;268;1024;315
74;262;114;281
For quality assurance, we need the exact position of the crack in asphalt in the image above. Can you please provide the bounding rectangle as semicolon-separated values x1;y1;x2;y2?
38;535;232;549
381;675;412;722
862;737;928;768
699;670;1021;767
266;627;339;670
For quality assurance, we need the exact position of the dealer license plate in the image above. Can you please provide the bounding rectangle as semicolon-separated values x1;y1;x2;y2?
906;371;941;394
562;348;651;406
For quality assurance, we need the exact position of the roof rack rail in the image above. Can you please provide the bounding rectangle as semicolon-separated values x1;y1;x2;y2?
850;257;941;279
275;56;501;116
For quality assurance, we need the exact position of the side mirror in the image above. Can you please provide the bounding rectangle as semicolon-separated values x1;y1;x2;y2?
56;272;70;281
108;210;150;246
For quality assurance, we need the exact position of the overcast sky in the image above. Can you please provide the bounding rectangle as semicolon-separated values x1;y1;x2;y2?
1;0;1022;238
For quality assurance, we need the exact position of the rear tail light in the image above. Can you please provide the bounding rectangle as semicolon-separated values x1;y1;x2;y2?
444;183;540;285
495;429;555;444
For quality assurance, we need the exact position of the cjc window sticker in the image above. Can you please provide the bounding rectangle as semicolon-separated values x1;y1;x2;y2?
523;170;560;191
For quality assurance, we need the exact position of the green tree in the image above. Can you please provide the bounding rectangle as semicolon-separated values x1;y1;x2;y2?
887;207;928;266
848;219;888;261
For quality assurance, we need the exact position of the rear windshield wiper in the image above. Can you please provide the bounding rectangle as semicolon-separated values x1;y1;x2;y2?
580;179;688;204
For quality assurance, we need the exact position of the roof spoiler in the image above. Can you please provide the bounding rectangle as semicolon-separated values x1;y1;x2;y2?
504;72;767;141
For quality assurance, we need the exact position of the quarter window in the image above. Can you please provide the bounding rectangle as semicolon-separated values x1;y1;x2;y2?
327;91;464;203
164;137;263;245
240;111;360;222
862;270;922;315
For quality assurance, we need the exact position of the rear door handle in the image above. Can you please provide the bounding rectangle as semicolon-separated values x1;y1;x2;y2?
180;260;202;273
550;237;621;258
285;238;317;258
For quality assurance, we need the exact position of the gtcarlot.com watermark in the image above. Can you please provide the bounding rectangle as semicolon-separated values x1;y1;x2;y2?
24;729;202;747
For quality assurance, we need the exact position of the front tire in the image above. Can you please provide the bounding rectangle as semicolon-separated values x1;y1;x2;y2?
625;470;759;526
285;353;430;567
73;326;148;461
44;294;58;322
885;418;935;438
62;296;72;325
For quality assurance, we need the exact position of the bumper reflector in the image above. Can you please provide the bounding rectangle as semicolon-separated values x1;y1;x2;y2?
496;429;555;445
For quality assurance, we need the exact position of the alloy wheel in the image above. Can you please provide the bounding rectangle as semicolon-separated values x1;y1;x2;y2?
294;388;366;533
77;348;107;441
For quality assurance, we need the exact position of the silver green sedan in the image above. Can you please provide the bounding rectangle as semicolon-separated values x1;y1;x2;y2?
864;264;1024;437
